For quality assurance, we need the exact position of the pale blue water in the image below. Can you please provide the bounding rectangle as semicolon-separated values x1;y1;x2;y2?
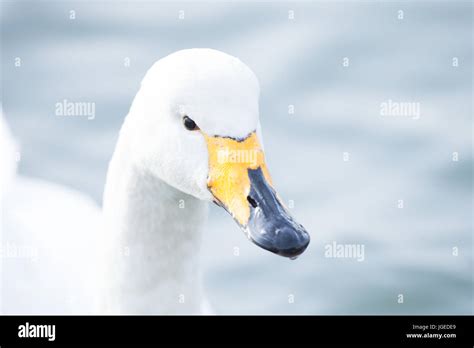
1;1;472;314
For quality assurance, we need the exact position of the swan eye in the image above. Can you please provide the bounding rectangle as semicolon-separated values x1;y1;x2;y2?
183;116;199;131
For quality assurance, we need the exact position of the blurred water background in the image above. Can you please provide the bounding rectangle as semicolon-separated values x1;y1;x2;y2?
1;0;472;314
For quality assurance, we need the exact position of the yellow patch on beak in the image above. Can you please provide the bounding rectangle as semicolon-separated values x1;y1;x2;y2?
202;131;272;226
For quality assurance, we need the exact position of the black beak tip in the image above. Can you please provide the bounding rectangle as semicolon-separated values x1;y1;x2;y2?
273;226;310;259
249;224;310;259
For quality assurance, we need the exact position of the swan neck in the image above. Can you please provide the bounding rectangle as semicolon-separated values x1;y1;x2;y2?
102;133;208;314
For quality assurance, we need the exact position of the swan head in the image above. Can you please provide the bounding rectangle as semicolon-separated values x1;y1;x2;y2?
127;48;310;258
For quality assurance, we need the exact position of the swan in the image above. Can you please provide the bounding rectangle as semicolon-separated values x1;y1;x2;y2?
0;110;102;314
1;48;310;315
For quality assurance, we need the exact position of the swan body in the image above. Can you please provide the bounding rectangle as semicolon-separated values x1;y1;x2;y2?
2;177;101;314
0;107;17;192
1;49;310;314
1;115;101;314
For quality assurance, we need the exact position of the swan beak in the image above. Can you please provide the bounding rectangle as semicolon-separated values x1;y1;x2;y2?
244;167;310;258
203;131;310;259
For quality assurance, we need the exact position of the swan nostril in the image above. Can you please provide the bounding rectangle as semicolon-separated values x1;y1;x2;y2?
247;195;258;208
